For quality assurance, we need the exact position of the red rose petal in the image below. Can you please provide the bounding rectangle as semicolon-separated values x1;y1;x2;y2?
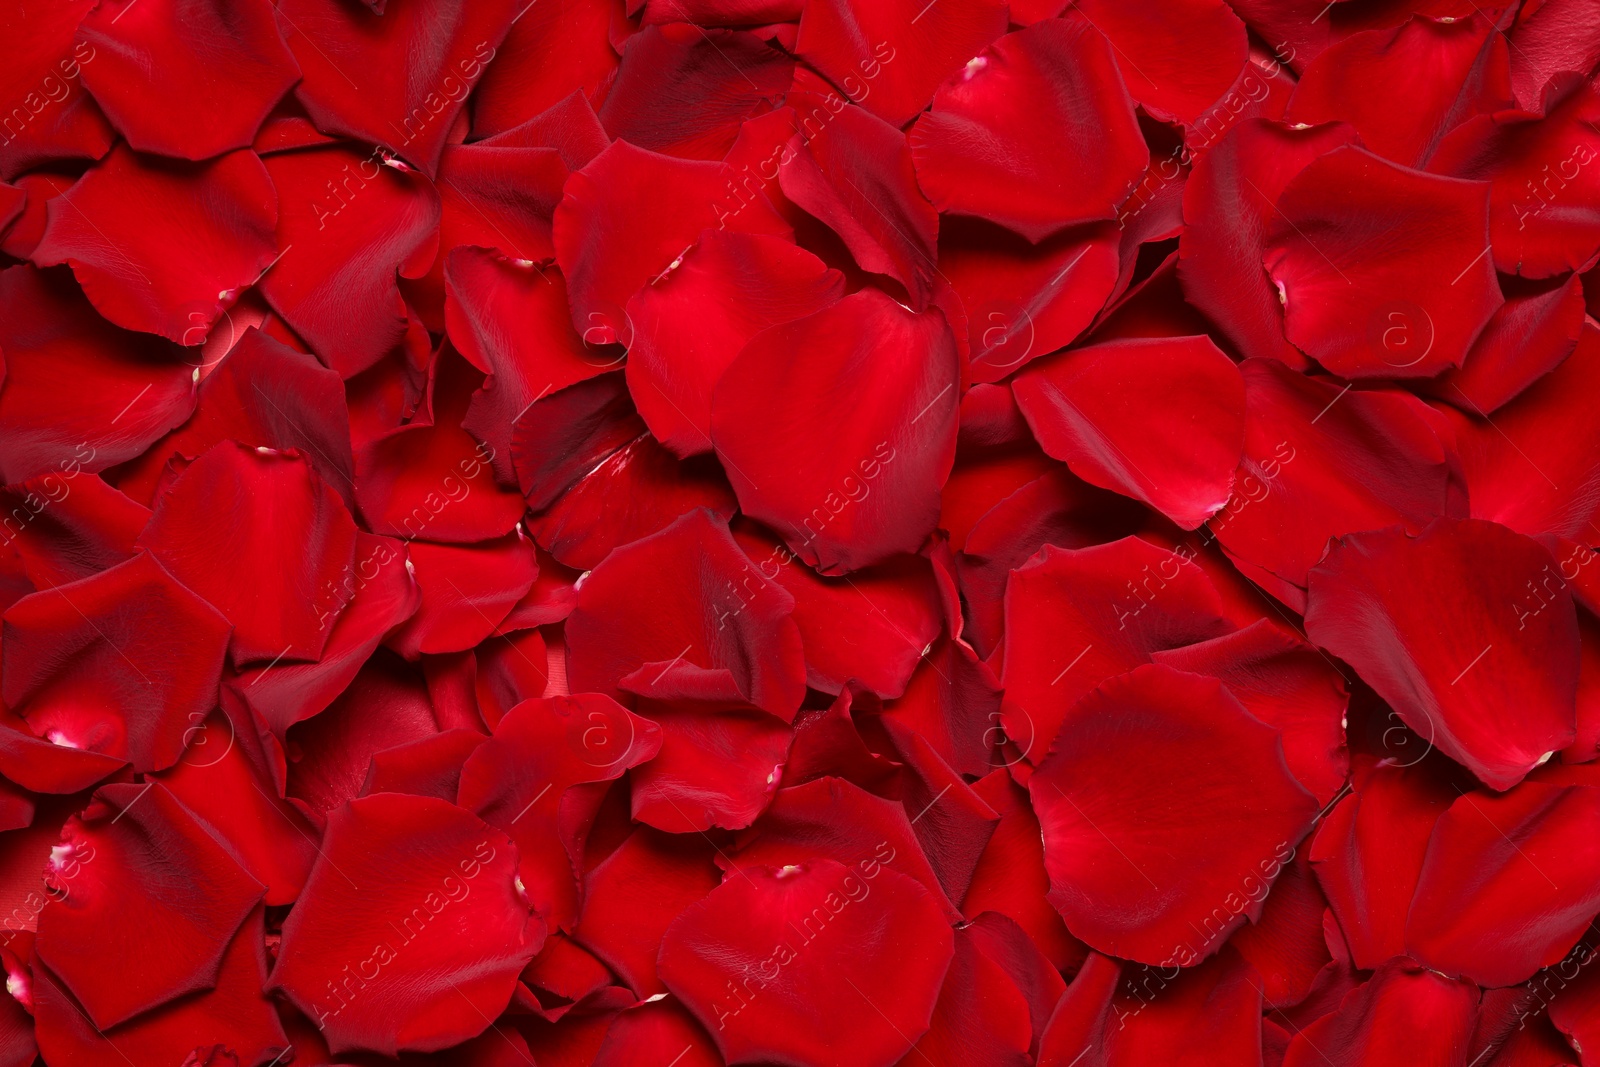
457;694;662;932
267;793;544;1056
621;664;791;832
1029;663;1319;966
0;266;195;483
78;0;298;161
1433;73;1600;280
33;145;277;344
711;290;960;574
1177;118;1358;367
35;783;266;1029
597;25;792;160
276;0;516;176
1284;13;1511;167
1309;755;1462;970
469;0;619;140
625;230;844;458
138;441;358;665
1407;780;1600;986
565;508;806;718
1070;0;1250;129
779;100;940;308
1013;335;1245;529
1305;518;1579;791
1152;619;1350;804
2;553;229;773
659;860;955;1067
1281;957;1477;1067
574;826;719;997
259;144;440;378
794;0;1008;128
939;219;1121;383
909;19;1148;242
0;4;112;180
1263;144;1503;379
1001;537;1233;763
553;139;788;345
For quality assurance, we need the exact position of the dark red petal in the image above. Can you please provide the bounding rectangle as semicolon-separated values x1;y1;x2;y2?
526;437;738;572
1284;13;1511;167
1072;0;1249;129
33;907;287;1067
1152;620;1350;804
1423;272;1586;415
0;4;112;180
446;252;611;483
597;25;791;160
953;466;1147;656
1506;0;1600;109
909;20;1146;242
621;664;791;832
1305;518;1579;790
457;694;662;933
734;522;942;701
964;772;1085;972
35;783;266;1029
279;650;454;817
0;722;124;795
794;0;1008;128
115;327;355;510
1433;73;1600;280
1281;958;1477;1067
778;101;939;308
879;636;1005;776
565;508;806;718
2;553;230;772
354;354;527;544
727;776;959;920
155;717;319;906
469;0;619;140
259;144;440;378
78;0;298;160
1449;323;1600;540
228;532;419;738
0;474;145;590
267;793;544;1056
1177;118;1358;367
658;860;955;1067
384;534;539;658
908;920;1034;1065
1035;952;1119;1067
592;999;721;1067
1407;781;1600;985
0;265;195;483
1211;359;1456;596
1105;946;1264;1067
574;826;719;997
940;219;1121;383
1001;538;1233;763
711;290;960;574
1263;145;1503;378
32;145;277;343
625;230;844;458
276;0;515;176
359;727;486;802
1228;854;1333;1009
1013;335;1245;529
1309;755;1463;970
139;442;358;665
553;140;788;345
1029;663;1319;965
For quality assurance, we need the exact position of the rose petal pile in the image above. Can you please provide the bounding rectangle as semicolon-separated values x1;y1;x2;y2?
0;0;1598;1065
